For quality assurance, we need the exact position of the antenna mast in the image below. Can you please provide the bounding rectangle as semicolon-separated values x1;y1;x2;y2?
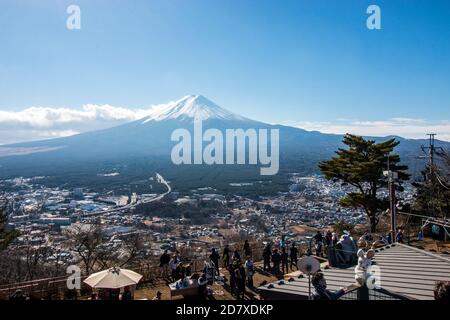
418;134;447;218
420;133;444;180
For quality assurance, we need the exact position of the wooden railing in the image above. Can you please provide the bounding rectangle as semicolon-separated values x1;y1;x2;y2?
0;242;270;300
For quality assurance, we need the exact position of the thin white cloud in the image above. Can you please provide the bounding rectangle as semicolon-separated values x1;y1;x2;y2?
0;104;151;129
1;103;449;145
0;104;154;144
282;118;450;142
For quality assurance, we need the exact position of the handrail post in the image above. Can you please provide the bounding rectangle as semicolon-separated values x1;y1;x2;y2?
357;284;369;300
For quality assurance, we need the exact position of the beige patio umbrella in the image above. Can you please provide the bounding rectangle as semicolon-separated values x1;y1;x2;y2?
83;267;143;289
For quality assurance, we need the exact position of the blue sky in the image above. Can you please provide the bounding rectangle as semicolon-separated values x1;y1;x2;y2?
0;0;449;143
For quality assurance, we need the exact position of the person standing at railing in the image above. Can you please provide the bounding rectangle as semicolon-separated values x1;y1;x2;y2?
262;243;272;271
314;231;324;257
289;243;299;271
174;262;184;281
185;263;192;277
340;233;358;265
417;230;423;241
109;288;120;300
235;262;246;300
396;228;404;243
325;230;332;246
244;256;254;288
170;253;181;280
271;248;281;276
209;248;220;276
244;240;252;258
223;244;231;268
386;232;392;244
316;240;323;257
121;286;132;300
159;250;171;278
198;273;208;299
313;231;324;243
232;249;241;263
280;235;286;250
332;232;338;246
281;247;289;275
228;261;237;296
203;261;216;285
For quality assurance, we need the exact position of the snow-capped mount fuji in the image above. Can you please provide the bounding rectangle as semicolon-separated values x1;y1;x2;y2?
0;94;447;193
0;94;293;191
141;94;249;123
0;94;267;161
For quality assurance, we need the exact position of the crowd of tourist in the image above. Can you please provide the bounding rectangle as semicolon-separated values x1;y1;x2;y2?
7;228;445;301
262;240;301;276
159;249;193;281
157;229;402;300
157;238;306;300
157;230;411;300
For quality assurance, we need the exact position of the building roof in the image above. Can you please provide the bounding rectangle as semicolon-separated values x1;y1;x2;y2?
257;243;450;300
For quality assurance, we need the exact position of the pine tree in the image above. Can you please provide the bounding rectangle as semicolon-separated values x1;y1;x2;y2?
319;134;409;232
0;206;17;251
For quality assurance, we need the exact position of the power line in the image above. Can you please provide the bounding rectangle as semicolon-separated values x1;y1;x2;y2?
435;171;449;190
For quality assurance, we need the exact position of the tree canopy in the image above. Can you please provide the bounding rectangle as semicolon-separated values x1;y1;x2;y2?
0;206;18;251
319;134;409;232
413;151;450;218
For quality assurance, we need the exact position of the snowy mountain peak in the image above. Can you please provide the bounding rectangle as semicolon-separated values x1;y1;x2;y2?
142;95;247;123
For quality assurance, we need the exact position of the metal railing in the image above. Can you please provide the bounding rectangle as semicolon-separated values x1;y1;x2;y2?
338;286;408;300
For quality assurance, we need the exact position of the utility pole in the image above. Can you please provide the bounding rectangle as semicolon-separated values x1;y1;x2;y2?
420;134;444;180
384;155;398;243
418;134;445;217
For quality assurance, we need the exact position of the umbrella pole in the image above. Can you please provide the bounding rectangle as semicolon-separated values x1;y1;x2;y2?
308;274;311;300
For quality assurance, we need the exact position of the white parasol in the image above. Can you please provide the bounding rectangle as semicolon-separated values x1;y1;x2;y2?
83;267;143;289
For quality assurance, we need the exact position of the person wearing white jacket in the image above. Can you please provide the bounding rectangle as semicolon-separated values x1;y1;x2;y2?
244;256;254;288
197;273;208;299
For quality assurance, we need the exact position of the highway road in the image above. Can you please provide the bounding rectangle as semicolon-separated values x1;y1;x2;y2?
81;172;171;217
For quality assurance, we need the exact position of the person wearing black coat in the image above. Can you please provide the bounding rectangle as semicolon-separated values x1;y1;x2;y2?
281;247;289;275
223;245;231;268
235;262;246;300
271;248;281;275
159;250;171;278
289;243;299;271
209;248;220;275
262;243;272;271
243;240;251;257
232;249;241;263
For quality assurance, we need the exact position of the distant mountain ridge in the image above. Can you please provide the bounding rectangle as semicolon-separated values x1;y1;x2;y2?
0;95;448;193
